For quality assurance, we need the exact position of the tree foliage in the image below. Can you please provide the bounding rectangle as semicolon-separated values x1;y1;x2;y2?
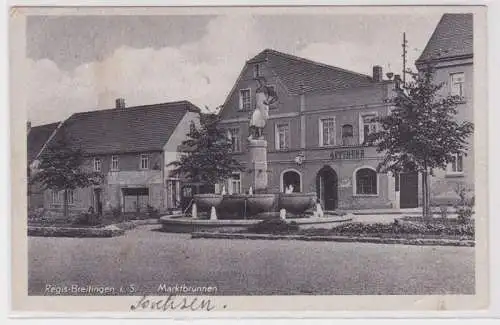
168;112;245;188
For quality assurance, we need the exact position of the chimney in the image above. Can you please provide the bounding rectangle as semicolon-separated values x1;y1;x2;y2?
372;65;383;82
115;98;126;109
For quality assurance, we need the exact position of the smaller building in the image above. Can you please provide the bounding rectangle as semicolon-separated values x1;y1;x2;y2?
27;121;61;211
415;13;474;205
36;99;200;215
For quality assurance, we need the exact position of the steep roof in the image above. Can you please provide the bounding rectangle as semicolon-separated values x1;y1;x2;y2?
247;49;374;94
52;101;200;155
27;122;60;163
416;13;473;64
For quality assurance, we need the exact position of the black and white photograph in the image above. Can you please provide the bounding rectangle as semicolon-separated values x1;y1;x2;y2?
10;5;489;313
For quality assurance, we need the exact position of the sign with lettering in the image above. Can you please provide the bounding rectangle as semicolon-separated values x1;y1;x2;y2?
330;149;365;160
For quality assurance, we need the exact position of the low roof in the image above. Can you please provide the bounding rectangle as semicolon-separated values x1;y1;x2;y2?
27;122;60;163
52;100;200;155
416;13;473;64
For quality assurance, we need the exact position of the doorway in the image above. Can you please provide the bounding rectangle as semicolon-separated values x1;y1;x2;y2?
400;172;419;208
316;166;338;210
93;188;103;216
122;187;149;213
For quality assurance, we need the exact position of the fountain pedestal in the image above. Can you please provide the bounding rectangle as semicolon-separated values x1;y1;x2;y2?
248;139;268;191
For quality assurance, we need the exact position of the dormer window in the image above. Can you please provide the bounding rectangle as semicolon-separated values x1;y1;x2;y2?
239;89;251;110
254;64;261;78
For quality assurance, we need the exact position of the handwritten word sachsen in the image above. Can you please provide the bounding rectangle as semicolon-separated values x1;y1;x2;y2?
130;295;226;312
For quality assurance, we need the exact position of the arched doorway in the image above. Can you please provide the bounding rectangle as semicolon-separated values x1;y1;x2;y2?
316;166;338;210
281;169;301;192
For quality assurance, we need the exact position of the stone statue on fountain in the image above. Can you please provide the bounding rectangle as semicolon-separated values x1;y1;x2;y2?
248;77;278;140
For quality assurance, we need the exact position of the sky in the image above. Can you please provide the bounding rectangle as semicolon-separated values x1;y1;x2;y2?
26;13;445;126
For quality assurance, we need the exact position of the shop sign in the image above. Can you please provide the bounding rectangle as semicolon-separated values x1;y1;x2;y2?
330;148;365;160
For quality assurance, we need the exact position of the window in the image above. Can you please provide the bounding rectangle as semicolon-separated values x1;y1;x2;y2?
450;72;465;98
253;64;261;78
341;124;354;146
361;114;377;144
51;190;61;204
140;154;150;170
448;154;464;174
227;128;241;152
239;89;251;110
267;85;278;109
282;170;301;193
319;118;336;146
111;155;119;171
93;158;101;172
228;173;242;194
52;190;74;204
355;168;378;195
275;123;290;150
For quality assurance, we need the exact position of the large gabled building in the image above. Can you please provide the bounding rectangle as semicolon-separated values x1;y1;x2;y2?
218;49;413;210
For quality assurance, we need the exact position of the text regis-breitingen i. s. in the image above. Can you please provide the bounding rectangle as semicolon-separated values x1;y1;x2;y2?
44;284;136;295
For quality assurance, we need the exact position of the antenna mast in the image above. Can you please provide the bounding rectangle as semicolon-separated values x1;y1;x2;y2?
402;32;408;84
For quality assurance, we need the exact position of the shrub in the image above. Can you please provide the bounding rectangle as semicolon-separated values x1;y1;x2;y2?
327;220;474;238
247;219;299;234
439;205;448;219
73;207;100;226
111;205;123;220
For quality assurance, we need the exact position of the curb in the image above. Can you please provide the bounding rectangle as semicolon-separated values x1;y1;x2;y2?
191;232;475;247
27;219;160;238
28;225;126;238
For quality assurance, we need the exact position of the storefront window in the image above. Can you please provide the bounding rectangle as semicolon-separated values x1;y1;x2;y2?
355;168;377;195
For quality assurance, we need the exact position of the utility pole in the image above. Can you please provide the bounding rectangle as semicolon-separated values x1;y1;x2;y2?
402;32;408;84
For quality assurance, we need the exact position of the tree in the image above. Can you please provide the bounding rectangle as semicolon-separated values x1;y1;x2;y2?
31;138;103;218
366;65;474;218
168;112;245;192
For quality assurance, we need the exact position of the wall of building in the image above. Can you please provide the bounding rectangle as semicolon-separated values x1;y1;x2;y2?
43;150;166;214
219;60;398;210
425;60;474;205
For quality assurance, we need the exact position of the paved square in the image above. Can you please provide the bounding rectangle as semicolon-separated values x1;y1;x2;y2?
28;226;475;296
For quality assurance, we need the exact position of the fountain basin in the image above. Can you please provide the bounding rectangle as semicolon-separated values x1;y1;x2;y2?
218;194;247;218
193;194;223;211
279;192;317;215
246;194;276;215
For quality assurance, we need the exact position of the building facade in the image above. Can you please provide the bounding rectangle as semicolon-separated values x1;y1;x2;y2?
34;100;200;215
415;13;474;205
218;49;412;210
27;121;61;211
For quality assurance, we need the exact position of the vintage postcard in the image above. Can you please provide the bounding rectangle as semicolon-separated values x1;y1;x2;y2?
10;5;488;315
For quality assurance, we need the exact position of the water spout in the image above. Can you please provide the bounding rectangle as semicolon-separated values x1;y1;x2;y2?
210;206;217;220
191;202;198;219
315;202;324;218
